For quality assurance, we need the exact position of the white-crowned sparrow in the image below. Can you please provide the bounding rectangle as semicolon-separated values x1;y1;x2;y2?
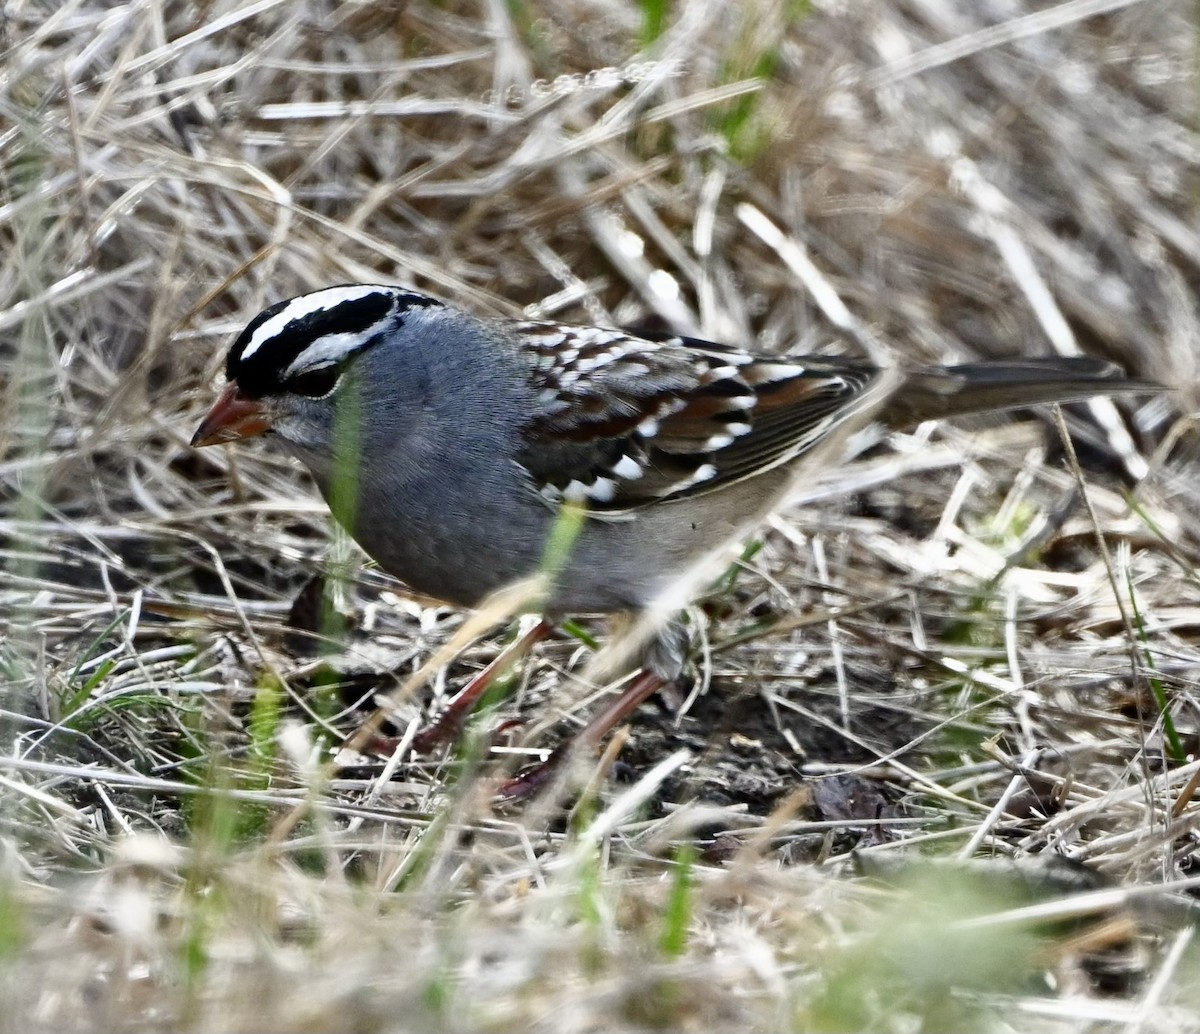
192;284;1154;784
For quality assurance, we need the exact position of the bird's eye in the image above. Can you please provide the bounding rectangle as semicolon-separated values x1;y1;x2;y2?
286;365;340;398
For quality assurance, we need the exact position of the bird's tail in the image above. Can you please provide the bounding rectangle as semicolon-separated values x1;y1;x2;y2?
882;357;1157;428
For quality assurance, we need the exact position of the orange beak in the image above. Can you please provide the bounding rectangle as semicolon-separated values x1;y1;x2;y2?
191;384;272;447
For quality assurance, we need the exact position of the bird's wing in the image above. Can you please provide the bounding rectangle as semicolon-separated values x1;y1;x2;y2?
509;321;884;512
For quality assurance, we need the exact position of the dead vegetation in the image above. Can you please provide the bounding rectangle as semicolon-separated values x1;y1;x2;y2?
2;0;1200;1030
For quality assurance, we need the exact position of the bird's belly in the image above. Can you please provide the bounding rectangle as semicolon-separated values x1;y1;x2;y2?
549;485;786;615
350;502;557;610
337;466;791;617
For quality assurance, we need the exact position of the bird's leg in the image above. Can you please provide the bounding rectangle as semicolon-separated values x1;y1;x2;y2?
411;619;553;754
496;668;667;799
495;617;691;800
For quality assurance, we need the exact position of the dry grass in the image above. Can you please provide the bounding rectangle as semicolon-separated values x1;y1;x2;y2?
2;0;1199;1030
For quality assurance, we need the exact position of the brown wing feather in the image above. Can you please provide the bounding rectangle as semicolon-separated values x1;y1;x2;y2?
512;322;884;511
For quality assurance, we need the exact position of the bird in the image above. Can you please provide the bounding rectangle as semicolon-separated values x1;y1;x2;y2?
192;283;1155;793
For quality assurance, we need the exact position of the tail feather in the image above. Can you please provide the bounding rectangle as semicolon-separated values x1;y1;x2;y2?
882;357;1158;428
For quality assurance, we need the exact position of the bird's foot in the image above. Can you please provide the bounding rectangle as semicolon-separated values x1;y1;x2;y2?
409;620;552;754
494;668;669;800
494;747;568;801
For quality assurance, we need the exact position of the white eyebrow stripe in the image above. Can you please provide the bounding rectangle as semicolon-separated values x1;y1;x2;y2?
282;329;386;378
238;285;394;361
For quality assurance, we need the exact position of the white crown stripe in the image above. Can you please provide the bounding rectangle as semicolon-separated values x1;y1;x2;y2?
238;285;395;361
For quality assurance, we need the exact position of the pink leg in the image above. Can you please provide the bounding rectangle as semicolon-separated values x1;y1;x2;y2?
411;620;553;754
496;668;667;799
